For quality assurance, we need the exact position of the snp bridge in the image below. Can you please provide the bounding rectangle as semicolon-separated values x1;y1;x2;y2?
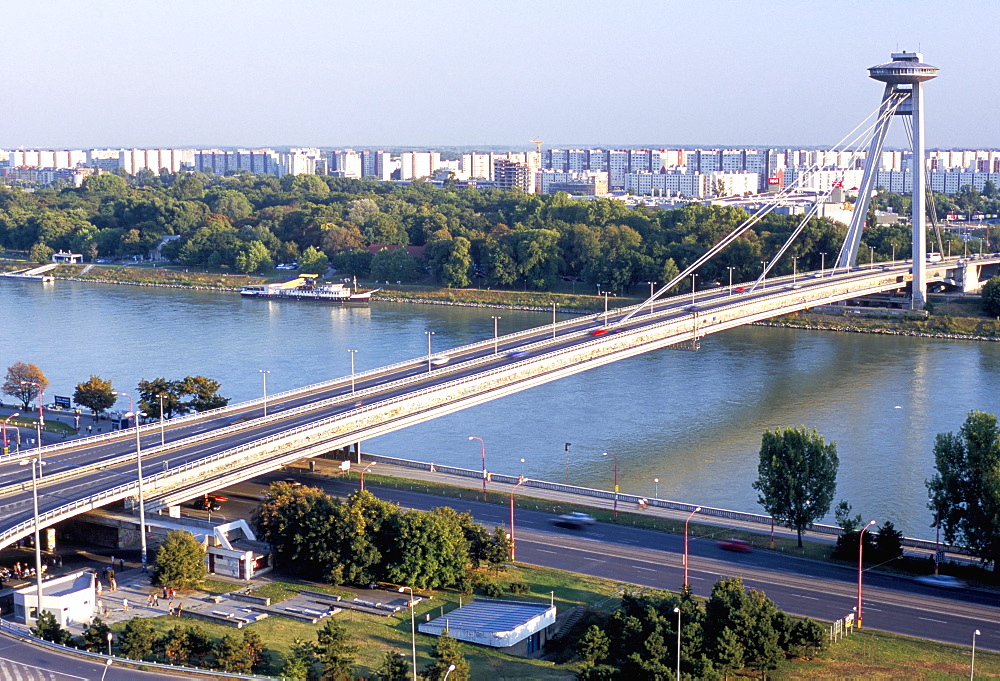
1;255;994;551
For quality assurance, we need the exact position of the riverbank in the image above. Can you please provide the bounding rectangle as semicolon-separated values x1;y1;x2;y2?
4;259;998;339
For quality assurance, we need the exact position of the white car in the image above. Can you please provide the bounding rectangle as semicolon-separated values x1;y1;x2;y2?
430;355;450;366
554;512;596;528
914;574;965;589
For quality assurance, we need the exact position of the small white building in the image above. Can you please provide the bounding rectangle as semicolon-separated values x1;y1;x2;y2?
51;251;82;264
14;570;96;626
419;599;557;656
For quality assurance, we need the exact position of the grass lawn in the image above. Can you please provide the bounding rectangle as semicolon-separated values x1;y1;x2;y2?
777;629;1000;678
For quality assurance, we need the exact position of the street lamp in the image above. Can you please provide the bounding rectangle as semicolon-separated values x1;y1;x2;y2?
760;261;767;290
791;256;798;284
259;370;269;417
157;394;167;447
115;391;148;572
348;349;358;393
519;458;525;477
564;442;571;485
468;436;487;501
424;331;436;372
603;452;618;519
647;281;658;312
509;476;526;561
443;664;457;680
398;586;417;681
359;461;376;493
490;316;501;355
727;266;734;296
683;506;702;590
19;458;45;624
654;477;659;499
820;252;826;277
870;246;875;270
551;302;558;339
107;631;113;656
2;412;19;455
857;519;876;629
602;292;610;325
673;606;682;681
972;629;982;680
690;274;697;306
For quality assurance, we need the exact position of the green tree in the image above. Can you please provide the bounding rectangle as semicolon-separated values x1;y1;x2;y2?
3;361;49;410
577;624;610;664
179;375;229;412
298;245;330;275
216;633;252;673
79;617;113;652
386;506;471;589
242;630;268;672
927;410;1000;565
73;375;116;417
31;610;73;645
982;276;1000;317
752;427;839;547
423;632;469;681
281;638;316;680
119;617;156;660
313;619;358;681
234;240;273;274
29;242;54;263
483;525;513;574
703;576;783;673
160;626;191;665
137;378;185;418
152;529;207;589
375;651;410;680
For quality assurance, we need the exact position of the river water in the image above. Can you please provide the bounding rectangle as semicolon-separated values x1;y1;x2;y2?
3;278;999;538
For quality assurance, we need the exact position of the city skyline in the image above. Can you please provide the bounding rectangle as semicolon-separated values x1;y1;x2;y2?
2;1;996;149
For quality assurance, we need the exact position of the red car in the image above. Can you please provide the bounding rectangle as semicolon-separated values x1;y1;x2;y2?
590;328;609;336
734;286;747;293
718;538;752;553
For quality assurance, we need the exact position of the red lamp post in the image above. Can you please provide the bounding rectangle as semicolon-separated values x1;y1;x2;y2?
857;519;876;628
683;506;702;590
359;461;376;493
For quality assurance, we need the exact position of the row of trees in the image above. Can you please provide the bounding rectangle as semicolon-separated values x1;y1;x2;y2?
252;484;511;589
32;612;268;674
1;170;859;291
576;580;825;679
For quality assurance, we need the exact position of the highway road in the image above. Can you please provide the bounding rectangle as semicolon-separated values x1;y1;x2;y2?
0;261;933;549
207;473;1000;653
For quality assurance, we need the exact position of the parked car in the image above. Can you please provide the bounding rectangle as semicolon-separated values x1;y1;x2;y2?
914;574;965;589
553;512;596;529
281;478;303;488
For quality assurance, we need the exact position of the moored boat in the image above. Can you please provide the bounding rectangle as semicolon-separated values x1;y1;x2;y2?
240;275;378;303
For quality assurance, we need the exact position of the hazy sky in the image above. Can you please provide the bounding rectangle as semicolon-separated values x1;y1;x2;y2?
2;1;996;150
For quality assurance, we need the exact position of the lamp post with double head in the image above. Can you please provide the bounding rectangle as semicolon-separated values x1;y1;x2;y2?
115;392;148;572
19;457;45;623
490;316;501;354
647;281;657;312
359;461;376;493
157;394;167;446
398;586;417;681
509;476;526;560
2;412;19;455
348;349;358;393
673;606;682;681
603;452;618;519
683;506;702;590
20;381;44;464
857;519;876;628
424;331;436;372
259;370;269;417
468;436;487;501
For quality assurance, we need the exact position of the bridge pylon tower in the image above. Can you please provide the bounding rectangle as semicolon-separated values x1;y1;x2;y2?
837;52;937;308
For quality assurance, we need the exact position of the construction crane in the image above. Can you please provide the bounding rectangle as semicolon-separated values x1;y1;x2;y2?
529;138;543;153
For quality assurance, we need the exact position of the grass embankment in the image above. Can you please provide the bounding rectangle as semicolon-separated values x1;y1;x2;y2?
3;415;76;436
773;307;1000;339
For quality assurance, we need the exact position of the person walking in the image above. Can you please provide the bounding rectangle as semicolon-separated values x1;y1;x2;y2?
96;598;103;616
167;600;174;616
118;558;124;572
176;602;183;617
122;597;128;612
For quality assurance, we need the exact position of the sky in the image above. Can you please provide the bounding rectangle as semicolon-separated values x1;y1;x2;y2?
2;0;997;150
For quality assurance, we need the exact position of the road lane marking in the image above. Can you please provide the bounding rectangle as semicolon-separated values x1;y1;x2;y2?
919;617;947;624
634;567;657;572
536;549;557;554
799;595;819;600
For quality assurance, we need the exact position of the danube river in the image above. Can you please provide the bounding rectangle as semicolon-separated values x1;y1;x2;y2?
3;278;999;538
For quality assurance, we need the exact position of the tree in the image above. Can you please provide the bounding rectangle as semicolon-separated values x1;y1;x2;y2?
3;361;49;410
313;619;358;680
160;626;191;665
29;242;54;263
242;630;268;673
375;651;410;680
152;529;207;589
298;245;330;275
73;375;116;417
216;633;252;673
423;632;469;681
483;525;513;574
752;427;839;547
703;577;783;673
577;624;610;664
281;638;316;680
927;410;1000;565
137;378;184;418
234;240;273;274
79;617;113;652
982;276;1000;318
31;610;73;645
178;375;229;412
120;617;156;660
